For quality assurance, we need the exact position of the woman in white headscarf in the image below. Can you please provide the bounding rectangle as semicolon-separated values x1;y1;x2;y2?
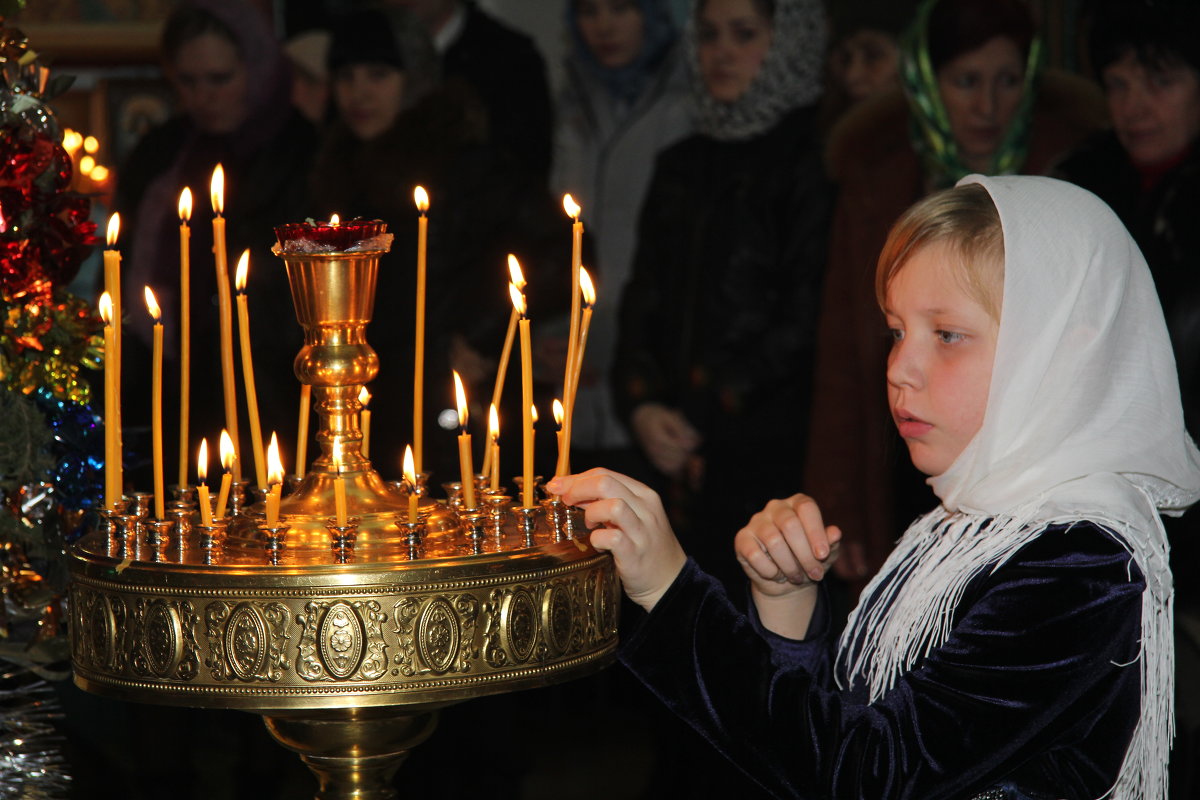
554;175;1200;799
610;0;833;594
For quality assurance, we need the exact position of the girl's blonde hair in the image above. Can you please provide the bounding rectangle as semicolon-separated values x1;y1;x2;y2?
876;183;1005;321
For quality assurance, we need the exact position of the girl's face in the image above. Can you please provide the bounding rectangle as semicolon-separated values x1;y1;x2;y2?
884;242;1000;477
171;33;249;135
333;63;406;142
577;0;646;70
831;29;900;103
1103;49;1200;167
937;36;1025;172
697;0;772;104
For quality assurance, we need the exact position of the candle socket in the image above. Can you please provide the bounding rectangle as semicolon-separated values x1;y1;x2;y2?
512;476;543;504
261;524;289;565
484;494;511;538
145;519;174;550
460;511;486;555
414;472;432;498
169;485;197;506
113;513;139;547
398;521;425;561
516;506;540;548
128;492;153;520
441;482;464;509
168;506;192;549
326;519;358;564
229;480;257;517
542;498;566;542
283;475;303;497
196;520;227;554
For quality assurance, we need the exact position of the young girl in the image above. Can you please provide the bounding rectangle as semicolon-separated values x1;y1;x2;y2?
549;175;1200;799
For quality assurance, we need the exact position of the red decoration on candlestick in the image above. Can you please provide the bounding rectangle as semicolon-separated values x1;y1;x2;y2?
273;219;389;252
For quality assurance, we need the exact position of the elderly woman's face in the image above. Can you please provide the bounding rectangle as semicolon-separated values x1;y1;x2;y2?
171;33;249;135
1104;50;1200;167
577;0;645;70
937;36;1025;171
697;0;772;104
333;63;406;141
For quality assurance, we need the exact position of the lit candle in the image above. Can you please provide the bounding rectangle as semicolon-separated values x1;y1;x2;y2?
99;293;121;509
553;398;566;478
488;403;500;492
511;284;534;508
295;384;311;479
210;164;241;482
332;439;348;527
482;254;527;479
214;429;234;519
453;371;476;509
145;287;165;520
403;444;419;523
562;195;583;437
562;267;596;476
177;188;192;489
196;438;213;526
234;249;267;490
103;216;123;503
266;432;283;527
359;386;372;459
413;186;429;474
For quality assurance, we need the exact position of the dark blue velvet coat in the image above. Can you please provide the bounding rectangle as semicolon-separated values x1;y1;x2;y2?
619;522;1147;799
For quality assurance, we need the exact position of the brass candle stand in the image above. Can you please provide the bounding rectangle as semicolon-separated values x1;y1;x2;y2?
69;231;618;799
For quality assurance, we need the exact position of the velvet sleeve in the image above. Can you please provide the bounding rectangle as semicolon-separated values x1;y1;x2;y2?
619;524;1145;799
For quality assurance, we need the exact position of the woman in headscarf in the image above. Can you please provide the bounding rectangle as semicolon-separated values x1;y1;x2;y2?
611;0;832;596
550;0;693;482
803;0;1108;598
115;0;317;486
309;6;570;482
554;174;1200;799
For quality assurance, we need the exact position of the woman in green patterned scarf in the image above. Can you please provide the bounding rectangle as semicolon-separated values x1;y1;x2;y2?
805;0;1109;602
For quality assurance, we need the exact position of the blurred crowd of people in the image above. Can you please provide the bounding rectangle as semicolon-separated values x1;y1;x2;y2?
71;0;1200;797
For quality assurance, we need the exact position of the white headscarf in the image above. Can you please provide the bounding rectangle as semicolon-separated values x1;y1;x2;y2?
685;0;826;141
837;175;1200;799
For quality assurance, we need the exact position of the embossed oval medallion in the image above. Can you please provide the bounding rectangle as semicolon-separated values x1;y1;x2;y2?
540;585;573;656
86;593;116;670
143;601;182;677
500;590;537;663
593;568;617;638
225;603;269;680
416;597;459;674
318;602;364;679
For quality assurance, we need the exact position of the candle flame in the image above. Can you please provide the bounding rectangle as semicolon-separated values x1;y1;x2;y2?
83;135;99;154
562;193;581;220
531;404;539;425
98;292;113;325
89;164;110;182
453;370;468;428
267;433;284;486
106;213;120;246
332;438;343;467
198;438;209;483
144;286;161;320
79;155;95;174
219;429;235;471
488;403;499;441
330;213;340;227
234;249;250;292
63;129;82;153
403;444;416;485
179;187;193;221
507;254;526;290
553;398;564;428
508;283;526;317
358;386;371;406
210;164;225;214
580;266;596;307
414;186;429;212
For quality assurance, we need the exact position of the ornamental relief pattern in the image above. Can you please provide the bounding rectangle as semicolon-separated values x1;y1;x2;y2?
70;560;616;693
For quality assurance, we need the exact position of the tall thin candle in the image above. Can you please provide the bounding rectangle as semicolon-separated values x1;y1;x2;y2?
103;217;123;506
562;267;596;476
511;284;534;508
265;433;283;527
177;188;192;489
413;186;429;474
210;164;241;482
403;445;419;522
488;403;500;492
145;287;165;520
234;250;267;490
99;293;120;509
214;429;234;519
561;195;583;441
196;439;213;526
553;398;566;478
359;387;372;459
453;371;476;509
332;439;348;526
483;254;526;477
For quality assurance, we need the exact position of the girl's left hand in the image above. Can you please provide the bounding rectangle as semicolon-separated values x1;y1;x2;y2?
547;469;687;612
